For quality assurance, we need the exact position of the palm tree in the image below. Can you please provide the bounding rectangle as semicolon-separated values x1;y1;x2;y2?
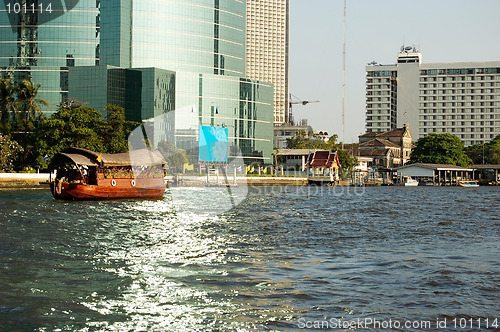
0;78;16;131
15;79;49;124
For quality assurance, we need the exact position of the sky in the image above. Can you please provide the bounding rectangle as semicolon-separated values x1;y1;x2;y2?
289;0;500;144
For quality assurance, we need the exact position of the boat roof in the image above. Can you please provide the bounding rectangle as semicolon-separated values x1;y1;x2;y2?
49;147;165;169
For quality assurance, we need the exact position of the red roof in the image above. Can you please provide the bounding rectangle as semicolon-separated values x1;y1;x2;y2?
306;150;341;168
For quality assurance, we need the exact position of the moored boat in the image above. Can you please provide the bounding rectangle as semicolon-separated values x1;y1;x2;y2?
49;147;166;200
404;176;419;187
458;180;479;187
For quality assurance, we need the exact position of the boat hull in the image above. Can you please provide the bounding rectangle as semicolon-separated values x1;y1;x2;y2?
50;182;165;200
458;182;479;187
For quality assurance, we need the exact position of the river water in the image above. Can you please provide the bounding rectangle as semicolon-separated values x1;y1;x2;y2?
0;186;499;331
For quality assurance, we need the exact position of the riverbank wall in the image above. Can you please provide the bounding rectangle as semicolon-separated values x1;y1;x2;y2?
0;173;51;188
167;175;352;187
0;173;350;189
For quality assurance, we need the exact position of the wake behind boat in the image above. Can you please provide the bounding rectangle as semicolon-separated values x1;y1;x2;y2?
49;147;166;200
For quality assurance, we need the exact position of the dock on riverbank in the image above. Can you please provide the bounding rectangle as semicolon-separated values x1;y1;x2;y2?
167;175;309;187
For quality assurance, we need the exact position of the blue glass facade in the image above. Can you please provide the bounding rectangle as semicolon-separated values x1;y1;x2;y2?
128;0;246;77
174;72;273;162
100;0;133;68
0;1;100;115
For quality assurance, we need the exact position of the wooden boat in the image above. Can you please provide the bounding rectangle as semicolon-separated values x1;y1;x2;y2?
458;180;479;187
48;147;166;200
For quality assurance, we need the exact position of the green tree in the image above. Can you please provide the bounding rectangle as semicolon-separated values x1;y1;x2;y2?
464;143;484;164
488;141;500;164
410;133;472;167
15;80;49;126
0;79;16;132
465;135;500;165
157;140;188;174
327;134;338;147
0;133;24;171
286;130;311;149
33;105;105;168
100;104;136;153
283;131;355;179
286;131;339;150
484;135;500;164
337;149;358;179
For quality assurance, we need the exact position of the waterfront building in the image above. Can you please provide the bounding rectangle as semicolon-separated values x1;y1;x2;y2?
359;126;412;165
305;150;341;183
70;65;274;162
471;164;500;184
246;0;289;125
1;0;275;164
356;125;412;168
273;121;312;149
275;149;314;172
365;47;500;146
395;163;474;186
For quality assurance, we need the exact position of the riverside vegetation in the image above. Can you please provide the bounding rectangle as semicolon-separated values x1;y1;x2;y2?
0;78;135;172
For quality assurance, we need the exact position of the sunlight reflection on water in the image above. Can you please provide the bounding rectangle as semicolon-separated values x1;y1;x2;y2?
80;189;259;330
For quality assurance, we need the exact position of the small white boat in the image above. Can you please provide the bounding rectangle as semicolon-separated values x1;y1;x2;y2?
404;176;419;187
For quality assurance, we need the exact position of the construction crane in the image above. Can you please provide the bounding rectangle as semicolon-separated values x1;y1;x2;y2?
287;93;319;125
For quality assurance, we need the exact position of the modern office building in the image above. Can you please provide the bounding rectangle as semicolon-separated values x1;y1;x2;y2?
246;0;289;125
365;47;500;146
0;1;100;115
1;0;274;163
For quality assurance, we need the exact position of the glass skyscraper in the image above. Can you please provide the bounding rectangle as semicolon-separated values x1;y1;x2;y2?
0;1;100;115
130;0;246;77
1;0;274;163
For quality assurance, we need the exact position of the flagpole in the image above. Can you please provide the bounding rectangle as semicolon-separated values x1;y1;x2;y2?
341;0;346;150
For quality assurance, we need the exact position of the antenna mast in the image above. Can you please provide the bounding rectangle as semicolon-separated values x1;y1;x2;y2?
342;0;346;150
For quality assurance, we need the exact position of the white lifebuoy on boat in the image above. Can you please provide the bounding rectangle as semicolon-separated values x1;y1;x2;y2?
111;179;117;187
131;180;136;187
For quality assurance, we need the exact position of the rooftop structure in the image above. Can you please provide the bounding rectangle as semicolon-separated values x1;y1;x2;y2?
273;122;313;149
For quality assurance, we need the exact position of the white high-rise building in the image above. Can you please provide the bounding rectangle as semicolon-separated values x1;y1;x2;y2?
365;47;500;146
246;0;289;125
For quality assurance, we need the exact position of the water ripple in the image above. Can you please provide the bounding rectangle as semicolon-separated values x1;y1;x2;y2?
0;187;499;330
